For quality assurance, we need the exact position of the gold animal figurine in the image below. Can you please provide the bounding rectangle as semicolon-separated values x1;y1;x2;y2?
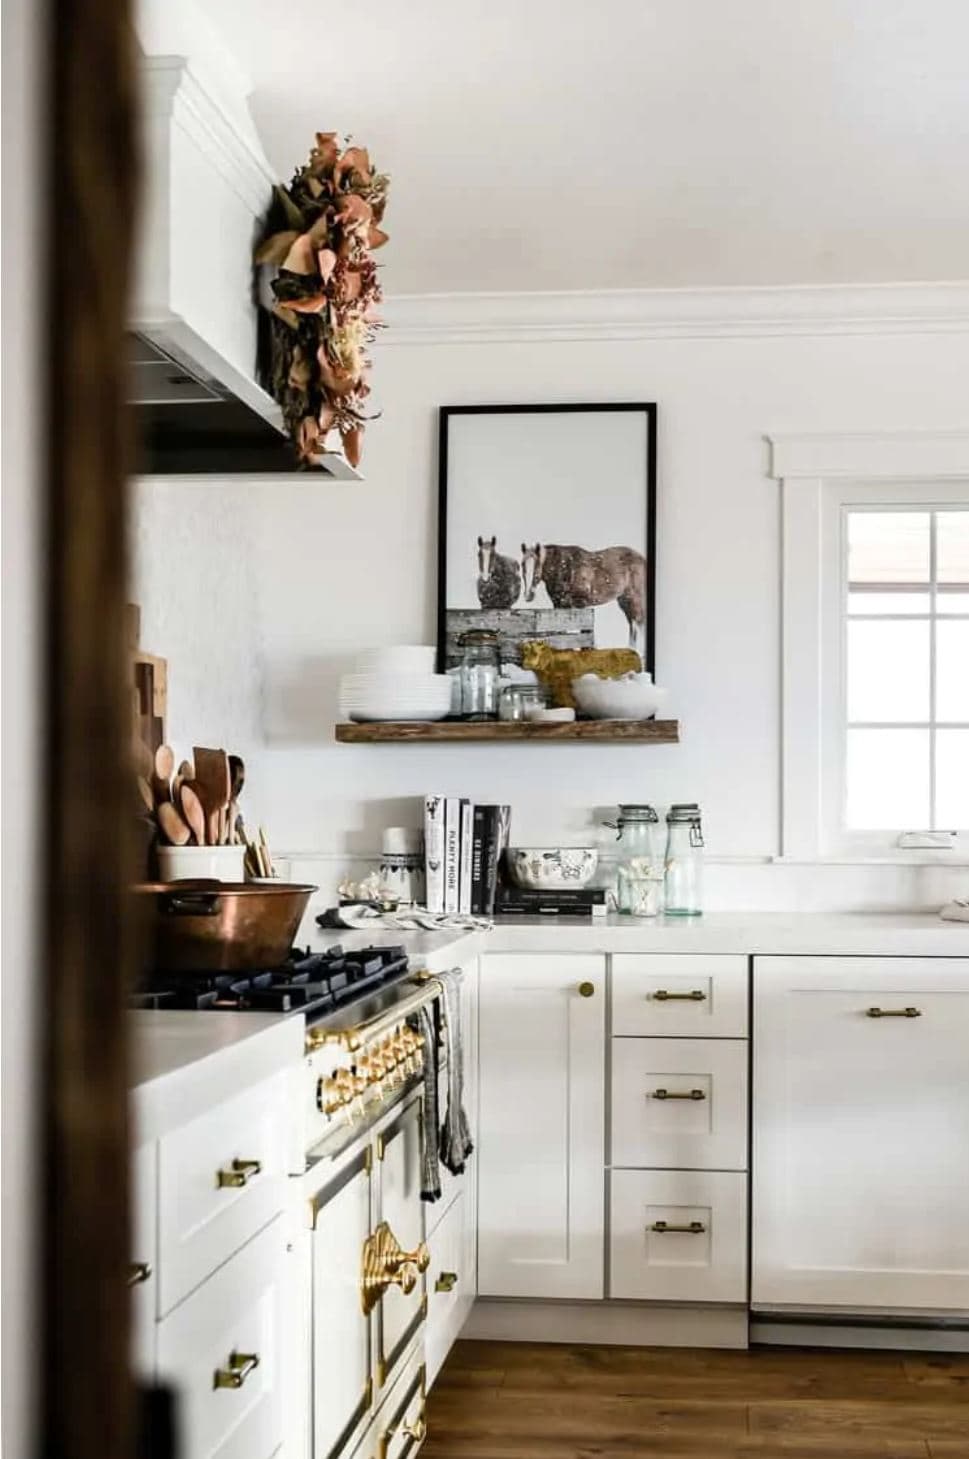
521;642;642;709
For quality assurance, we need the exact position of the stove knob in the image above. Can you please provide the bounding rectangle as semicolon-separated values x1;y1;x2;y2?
317;1076;344;1116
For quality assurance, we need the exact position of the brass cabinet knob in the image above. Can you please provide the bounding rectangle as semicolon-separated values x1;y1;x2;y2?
216;1158;261;1188
213;1351;260;1390
127;1260;152;1287
400;1240;430;1274
435;1270;459;1293
578;981;595;998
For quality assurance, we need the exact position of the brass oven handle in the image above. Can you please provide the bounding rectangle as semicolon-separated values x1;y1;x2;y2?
652;1087;706;1101
361;1221;426;1314
653;989;706;1002
650;1220;706;1235
435;1270;459;1293
127;1261;152;1287
213;1351;260;1390
217;1157;262;1188
866;1006;922;1019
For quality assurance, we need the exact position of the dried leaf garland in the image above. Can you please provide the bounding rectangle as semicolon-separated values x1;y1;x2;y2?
254;132;389;470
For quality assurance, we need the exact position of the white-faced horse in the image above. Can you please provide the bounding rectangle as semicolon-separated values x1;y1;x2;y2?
521;542;646;648
476;535;521;610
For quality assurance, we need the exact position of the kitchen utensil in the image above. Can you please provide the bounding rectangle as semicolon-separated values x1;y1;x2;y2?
157;800;192;847
172;759;193;804
180;783;207;846
156;845;246;883
259;826;274;878
228;753;245;799
193;746;231;845
506;847;599;891
572;672;669;720
133;879;317;971
152;744;175;803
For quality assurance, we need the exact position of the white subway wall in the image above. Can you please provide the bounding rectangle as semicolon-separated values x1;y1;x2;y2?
130;321;969;910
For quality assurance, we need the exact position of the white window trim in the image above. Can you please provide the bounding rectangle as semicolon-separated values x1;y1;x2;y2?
769;432;969;862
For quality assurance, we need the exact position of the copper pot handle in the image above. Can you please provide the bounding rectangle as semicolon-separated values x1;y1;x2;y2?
160;891;222;917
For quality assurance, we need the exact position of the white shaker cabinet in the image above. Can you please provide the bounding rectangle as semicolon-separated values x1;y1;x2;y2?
753;956;969;1312
477;953;605;1299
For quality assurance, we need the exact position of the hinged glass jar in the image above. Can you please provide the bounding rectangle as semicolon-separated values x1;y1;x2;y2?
613;804;664;917
458;630;501;719
664;802;704;915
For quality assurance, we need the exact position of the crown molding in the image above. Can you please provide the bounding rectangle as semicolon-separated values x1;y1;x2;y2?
381;282;969;345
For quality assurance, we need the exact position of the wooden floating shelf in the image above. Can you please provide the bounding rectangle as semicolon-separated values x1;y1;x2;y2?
335;719;679;744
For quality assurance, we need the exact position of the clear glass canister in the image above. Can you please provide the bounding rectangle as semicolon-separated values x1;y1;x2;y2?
459;630;501;719
614;804;663;917
664;803;704;915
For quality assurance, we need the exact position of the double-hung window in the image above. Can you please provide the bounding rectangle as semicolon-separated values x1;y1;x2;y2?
774;435;969;860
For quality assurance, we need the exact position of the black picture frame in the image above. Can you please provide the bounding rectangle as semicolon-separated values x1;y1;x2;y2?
436;402;658;675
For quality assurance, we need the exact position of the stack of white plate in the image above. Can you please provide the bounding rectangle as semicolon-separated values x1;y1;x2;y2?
340;645;452;722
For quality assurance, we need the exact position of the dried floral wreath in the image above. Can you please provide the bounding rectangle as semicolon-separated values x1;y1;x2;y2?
254;133;389;469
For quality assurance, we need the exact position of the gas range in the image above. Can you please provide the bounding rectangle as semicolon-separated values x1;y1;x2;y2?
131;943;411;1019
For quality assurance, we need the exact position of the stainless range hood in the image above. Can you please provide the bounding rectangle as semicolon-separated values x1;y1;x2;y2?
130;55;359;479
130;333;359;477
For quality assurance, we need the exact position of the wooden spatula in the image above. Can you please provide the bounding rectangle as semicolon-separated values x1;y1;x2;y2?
193;747;231;846
180;783;207;846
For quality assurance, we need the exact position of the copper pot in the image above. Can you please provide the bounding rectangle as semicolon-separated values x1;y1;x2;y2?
133;880;318;972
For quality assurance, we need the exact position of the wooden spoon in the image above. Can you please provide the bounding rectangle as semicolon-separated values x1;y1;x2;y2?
180;783;207;846
157;800;191;846
151;743;175;804
172;759;194;805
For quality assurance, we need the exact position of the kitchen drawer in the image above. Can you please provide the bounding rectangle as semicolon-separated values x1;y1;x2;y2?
426;1189;466;1386
156;1216;287;1459
610;1169;747;1302
611;1038;748;1170
361;1352;427;1459
612;954;748;1038
130;1142;157;1379
158;1070;288;1315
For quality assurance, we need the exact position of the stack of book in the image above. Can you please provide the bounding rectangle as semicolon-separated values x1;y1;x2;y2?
423;797;511;916
495;886;609;917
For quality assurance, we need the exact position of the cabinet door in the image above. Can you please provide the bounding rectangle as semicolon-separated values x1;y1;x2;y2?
311;1150;374;1459
130;1142;157;1380
753;956;969;1311
478;953;605;1299
156;1217;287;1459
377;1098;426;1392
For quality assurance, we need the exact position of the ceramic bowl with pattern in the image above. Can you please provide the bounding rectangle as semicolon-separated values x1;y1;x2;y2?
506;847;599;890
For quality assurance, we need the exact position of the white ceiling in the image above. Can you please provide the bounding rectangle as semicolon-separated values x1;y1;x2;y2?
209;0;969;295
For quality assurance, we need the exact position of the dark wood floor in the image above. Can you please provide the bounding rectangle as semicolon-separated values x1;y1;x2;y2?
423;1340;969;1458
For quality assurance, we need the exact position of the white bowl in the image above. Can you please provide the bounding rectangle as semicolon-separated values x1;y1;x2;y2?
572;672;669;721
506;846;599;890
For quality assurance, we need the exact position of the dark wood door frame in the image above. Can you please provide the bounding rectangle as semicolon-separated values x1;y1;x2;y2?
44;0;140;1455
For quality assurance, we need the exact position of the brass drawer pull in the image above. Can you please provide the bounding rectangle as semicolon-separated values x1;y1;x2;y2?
378;1406;427;1459
866;1006;922;1019
216;1157;262;1188
127;1260;152;1287
650;1220;706;1235
213;1351;260;1390
653;989;706;1002
652;1087;706;1101
435;1270;459;1293
578;981;596;998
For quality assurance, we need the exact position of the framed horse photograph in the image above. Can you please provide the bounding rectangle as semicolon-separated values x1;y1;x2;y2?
437;402;657;675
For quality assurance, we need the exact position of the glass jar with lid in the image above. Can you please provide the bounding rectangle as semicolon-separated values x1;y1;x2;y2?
458;630;501;719
613;803;664;917
498;683;549;721
664;802;704;915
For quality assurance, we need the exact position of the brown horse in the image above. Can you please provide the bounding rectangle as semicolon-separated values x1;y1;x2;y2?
476;535;521;609
521;542;646;648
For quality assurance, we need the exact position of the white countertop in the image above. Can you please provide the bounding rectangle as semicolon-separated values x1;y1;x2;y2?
313;909;969;960
130;1010;303;1143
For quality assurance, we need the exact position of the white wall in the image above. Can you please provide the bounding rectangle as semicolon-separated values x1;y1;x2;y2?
130;315;969;911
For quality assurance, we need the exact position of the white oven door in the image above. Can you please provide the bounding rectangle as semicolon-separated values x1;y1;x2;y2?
375;1095;427;1394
